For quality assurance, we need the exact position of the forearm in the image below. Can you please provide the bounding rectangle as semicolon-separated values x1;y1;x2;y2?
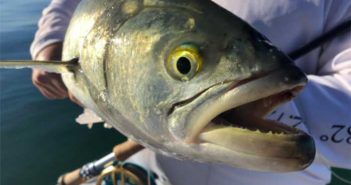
30;0;81;59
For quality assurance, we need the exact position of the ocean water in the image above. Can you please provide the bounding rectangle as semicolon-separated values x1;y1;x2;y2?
0;0;350;185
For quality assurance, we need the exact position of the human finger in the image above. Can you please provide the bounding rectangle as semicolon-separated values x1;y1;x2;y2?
32;69;68;99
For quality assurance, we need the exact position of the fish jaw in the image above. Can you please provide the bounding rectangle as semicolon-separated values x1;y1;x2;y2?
167;65;316;172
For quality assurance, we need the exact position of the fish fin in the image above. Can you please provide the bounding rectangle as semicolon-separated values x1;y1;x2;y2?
76;109;104;128
0;58;79;73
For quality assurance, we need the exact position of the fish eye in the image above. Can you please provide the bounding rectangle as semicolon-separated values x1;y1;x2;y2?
176;57;191;74
167;44;203;81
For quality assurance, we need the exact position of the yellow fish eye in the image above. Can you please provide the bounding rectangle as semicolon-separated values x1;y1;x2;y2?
167;44;203;81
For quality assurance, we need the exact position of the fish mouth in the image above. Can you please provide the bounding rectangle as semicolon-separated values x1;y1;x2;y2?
168;65;315;171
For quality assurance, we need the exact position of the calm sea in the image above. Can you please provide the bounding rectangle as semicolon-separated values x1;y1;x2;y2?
0;0;349;185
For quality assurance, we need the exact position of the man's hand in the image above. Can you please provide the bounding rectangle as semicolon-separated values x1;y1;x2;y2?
32;69;68;99
32;42;82;105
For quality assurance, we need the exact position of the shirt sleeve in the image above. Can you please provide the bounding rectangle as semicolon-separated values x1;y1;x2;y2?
294;0;351;169
30;0;81;59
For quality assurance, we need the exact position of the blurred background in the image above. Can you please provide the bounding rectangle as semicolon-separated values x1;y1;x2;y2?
0;0;350;184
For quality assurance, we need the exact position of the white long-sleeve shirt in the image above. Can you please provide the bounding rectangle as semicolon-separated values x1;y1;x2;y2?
30;0;351;185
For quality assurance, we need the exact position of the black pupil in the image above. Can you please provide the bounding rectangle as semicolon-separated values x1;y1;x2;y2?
176;57;192;74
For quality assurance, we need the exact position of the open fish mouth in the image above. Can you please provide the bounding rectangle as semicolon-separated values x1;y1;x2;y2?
168;65;315;171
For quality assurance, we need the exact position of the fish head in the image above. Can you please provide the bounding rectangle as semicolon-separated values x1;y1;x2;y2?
94;0;315;172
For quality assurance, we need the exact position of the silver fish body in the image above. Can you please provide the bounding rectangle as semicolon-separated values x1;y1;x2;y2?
4;0;316;172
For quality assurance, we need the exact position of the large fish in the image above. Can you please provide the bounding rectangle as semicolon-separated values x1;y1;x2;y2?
0;0;315;172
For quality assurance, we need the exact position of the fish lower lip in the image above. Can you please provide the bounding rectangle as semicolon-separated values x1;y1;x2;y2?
199;123;308;157
198;120;315;171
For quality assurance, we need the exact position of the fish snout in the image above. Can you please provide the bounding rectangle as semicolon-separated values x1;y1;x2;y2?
279;64;308;87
